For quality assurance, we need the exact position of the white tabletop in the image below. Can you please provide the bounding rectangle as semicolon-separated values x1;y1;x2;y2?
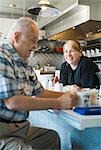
57;110;101;130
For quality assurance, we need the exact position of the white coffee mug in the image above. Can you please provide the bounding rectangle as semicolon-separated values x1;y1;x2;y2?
89;89;98;105
77;91;90;107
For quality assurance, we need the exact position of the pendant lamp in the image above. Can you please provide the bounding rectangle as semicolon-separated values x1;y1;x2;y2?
27;0;61;17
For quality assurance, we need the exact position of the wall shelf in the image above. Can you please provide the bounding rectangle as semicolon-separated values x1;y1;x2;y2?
84;38;101;69
35;51;63;54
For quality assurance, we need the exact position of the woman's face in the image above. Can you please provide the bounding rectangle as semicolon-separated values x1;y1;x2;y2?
63;43;82;66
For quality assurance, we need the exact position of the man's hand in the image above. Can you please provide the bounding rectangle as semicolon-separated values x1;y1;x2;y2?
57;91;79;109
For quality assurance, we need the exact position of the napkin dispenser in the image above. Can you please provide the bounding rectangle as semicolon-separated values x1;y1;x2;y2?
73;106;101;115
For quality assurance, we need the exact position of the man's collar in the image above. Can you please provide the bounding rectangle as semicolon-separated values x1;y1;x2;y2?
1;40;28;66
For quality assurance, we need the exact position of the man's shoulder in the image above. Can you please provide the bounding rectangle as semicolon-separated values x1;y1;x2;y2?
0;43;14;68
0;42;11;54
0;42;14;58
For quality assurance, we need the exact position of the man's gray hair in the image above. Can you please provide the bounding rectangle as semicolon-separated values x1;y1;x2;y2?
7;17;38;40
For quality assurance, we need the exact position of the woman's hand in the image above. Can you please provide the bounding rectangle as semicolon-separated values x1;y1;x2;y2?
68;84;82;93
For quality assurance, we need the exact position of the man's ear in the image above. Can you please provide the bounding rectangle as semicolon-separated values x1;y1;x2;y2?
14;32;20;43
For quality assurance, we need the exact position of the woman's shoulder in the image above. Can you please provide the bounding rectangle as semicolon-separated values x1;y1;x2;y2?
61;61;69;70
81;56;99;70
61;61;69;67
81;56;94;65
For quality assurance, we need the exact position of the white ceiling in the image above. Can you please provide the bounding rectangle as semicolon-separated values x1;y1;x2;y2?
0;0;100;40
0;0;39;18
0;0;76;19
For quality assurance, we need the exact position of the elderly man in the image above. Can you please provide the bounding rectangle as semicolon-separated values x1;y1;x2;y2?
0;17;78;150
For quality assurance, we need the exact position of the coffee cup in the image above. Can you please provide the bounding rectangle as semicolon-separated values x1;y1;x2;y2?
89;89;98;105
77;91;90;107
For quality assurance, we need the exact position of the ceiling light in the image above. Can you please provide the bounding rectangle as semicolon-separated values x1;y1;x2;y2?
27;0;61;17
72;26;76;30
9;4;16;8
97;29;101;32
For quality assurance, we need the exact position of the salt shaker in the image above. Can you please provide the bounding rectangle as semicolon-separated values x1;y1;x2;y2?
98;85;101;106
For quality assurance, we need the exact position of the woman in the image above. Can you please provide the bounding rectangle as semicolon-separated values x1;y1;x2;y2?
60;40;100;91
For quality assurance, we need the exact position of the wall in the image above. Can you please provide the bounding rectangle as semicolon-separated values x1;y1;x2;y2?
28;52;64;70
0;18;16;40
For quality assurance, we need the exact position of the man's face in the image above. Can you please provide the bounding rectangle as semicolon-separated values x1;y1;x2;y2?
63;44;82;66
14;24;39;58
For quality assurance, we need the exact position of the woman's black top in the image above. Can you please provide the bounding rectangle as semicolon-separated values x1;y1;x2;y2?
60;56;100;89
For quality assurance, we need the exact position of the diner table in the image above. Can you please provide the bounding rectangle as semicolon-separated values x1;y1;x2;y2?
28;105;101;150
